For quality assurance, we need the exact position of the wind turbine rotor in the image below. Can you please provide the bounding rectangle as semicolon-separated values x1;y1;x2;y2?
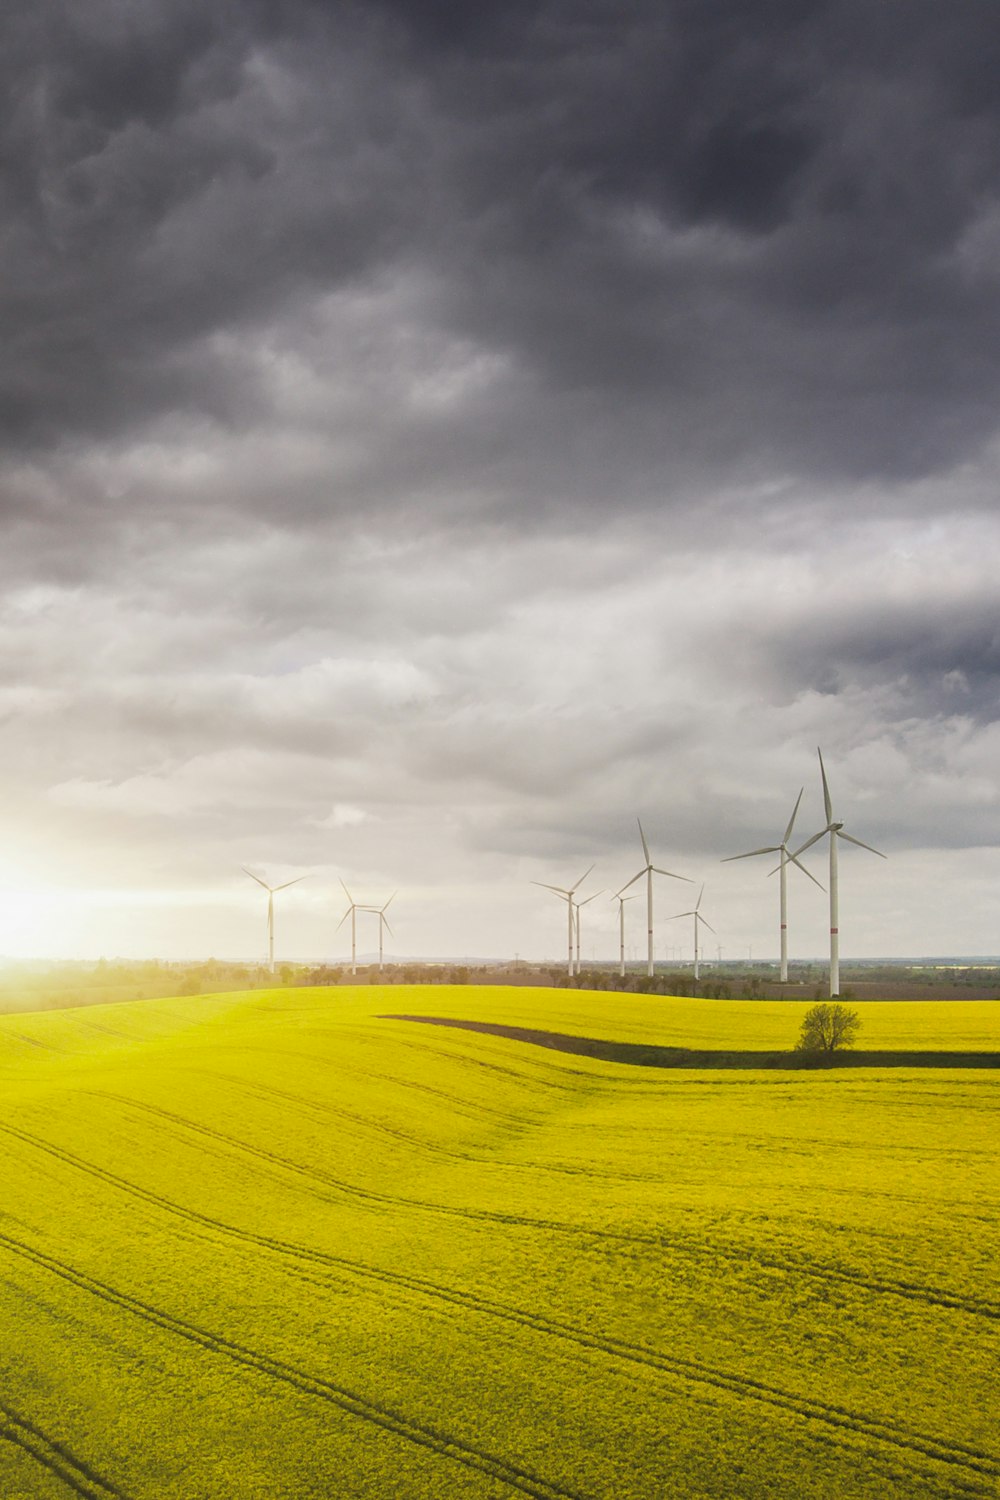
783;853;825;890
782;787;805;847
839;831;887;858
722;844;781;862
818;747;834;824
788;827;830;861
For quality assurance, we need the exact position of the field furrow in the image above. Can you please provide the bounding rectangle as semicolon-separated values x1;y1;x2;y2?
0;1399;129;1500
2;1119;996;1494
1;986;996;1499
0;1229;587;1500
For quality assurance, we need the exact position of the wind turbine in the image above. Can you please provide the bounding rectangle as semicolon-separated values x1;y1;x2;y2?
572;889;604;977
532;866;594;977
790;748;887;997
669;885;715;980
722;788;823;983
243;867;306;974
336;880;364;975
361;894;395;972
611;890;639;978
619;820;692;977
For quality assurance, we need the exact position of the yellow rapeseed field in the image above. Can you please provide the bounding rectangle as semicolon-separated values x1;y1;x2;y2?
0;986;996;1499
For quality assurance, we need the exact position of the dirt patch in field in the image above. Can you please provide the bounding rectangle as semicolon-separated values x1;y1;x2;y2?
381;1015;1000;1070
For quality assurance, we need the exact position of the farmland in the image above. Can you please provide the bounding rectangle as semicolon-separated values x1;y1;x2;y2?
0;987;997;1499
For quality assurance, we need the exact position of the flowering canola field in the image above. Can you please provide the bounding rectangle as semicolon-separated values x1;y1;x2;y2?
0;986;997;1499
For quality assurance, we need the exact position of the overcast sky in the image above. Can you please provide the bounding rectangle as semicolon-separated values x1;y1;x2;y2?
2;0;999;965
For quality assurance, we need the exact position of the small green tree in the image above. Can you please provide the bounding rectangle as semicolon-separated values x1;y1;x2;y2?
797;1001;861;1054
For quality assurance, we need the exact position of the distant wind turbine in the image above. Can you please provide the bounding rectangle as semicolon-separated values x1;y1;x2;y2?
361;894;395;972
243;867;306;974
336;880;364;975
572;889;604;976
722;788;823;982
619;820;692;977
669;885;715;980
790;748;887;997
532;866;594;977
611;890;639;978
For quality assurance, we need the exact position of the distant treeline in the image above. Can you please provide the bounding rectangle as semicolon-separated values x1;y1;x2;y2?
1;957;997;1016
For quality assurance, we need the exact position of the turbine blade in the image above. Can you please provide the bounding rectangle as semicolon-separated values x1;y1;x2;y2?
789;829;828;859
618;869;645;893
721;846;780;861
243;867;270;890
382;891;397;912
578;889;604;907
340;879;354;902
818;747;833;824
569;864;595;893
788;853;825;891
335;908;352;932
651;867;693;882
382;914;395;938
840;831;887;858
783;787;805;847
698;915;716;935
637;817;650;865
532;881;570;897
273;875;306;892
695;884;704;911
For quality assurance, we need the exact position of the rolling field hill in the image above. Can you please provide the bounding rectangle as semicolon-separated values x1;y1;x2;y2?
0;986;997;1499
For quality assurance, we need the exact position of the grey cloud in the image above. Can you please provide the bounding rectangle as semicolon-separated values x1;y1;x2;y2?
3;0;1000;524
2;1;1000;960
761;594;1000;725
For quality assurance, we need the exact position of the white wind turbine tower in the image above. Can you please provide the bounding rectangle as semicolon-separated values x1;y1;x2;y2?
790;748;887;997
243;868;306;974
722;788;823;983
611;890;639;978
336;880;365;975
619;820;692;977
361;894;395;972
669;885;715;979
572;889;604;976
532;866;594;977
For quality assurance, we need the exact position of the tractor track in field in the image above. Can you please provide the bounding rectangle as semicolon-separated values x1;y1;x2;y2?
188;1045;535;1127
82;1090;593;1233
2;1121;998;1495
0;1230;587;1500
0;1396;130;1500
70;1092;1000;1326
210;1072;496;1165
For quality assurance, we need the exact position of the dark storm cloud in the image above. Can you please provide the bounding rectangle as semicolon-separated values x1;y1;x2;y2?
767;592;1000;723
3;0;1000;522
